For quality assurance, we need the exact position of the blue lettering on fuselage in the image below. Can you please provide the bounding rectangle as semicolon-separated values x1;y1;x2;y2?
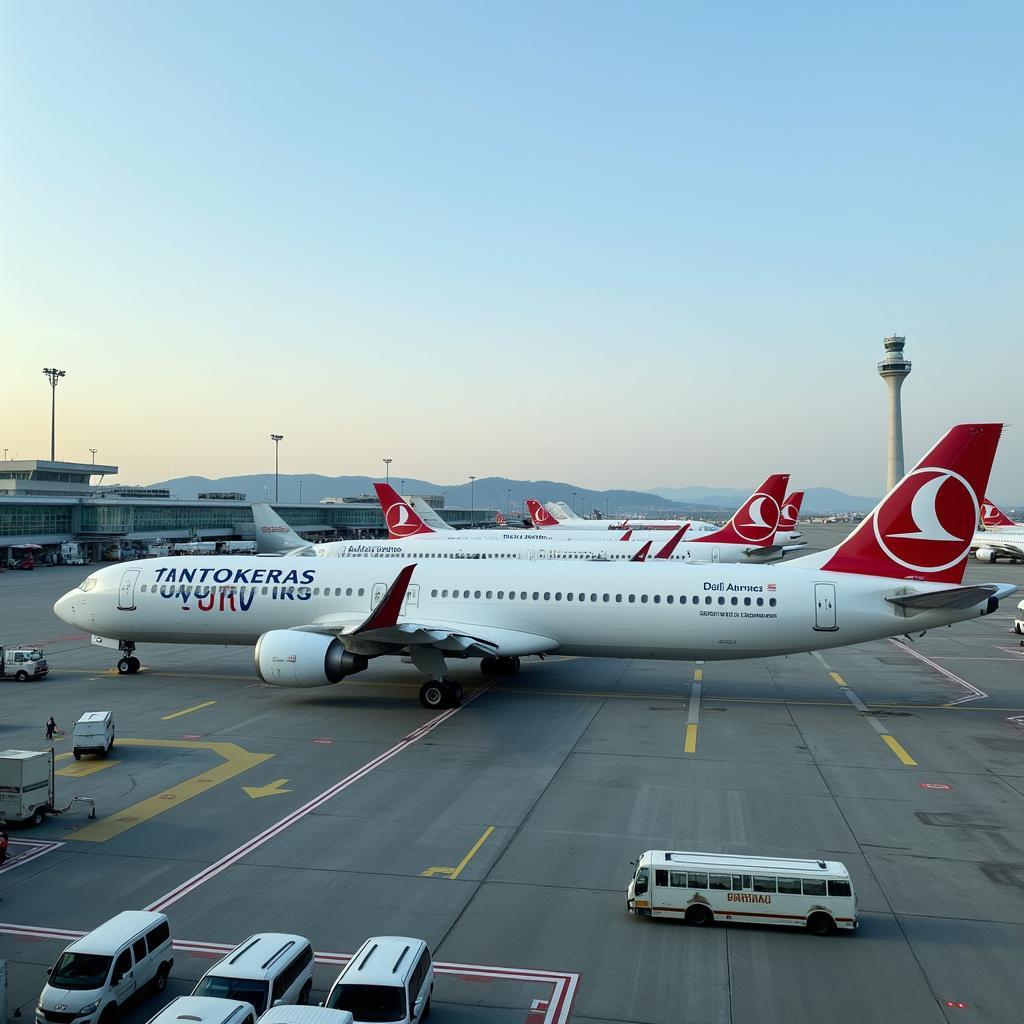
150;565;318;612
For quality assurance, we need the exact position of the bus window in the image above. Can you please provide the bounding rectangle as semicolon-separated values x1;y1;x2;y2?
669;872;686;888
687;872;708;889
827;879;852;898
802;879;826;896
753;876;777;893
709;874;731;891
655;870;668;887
634;868;649;896
732;875;745;891
778;877;802;894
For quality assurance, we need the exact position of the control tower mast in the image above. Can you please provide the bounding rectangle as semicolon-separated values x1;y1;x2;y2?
877;335;912;492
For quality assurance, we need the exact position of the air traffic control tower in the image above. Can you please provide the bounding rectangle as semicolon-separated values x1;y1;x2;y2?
878;335;912;492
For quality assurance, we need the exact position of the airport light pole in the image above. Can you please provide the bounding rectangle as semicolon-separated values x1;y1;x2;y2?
383;458;392;484
572;491;576;516
299;479;303;503
270;434;284;502
42;367;66;461
505;488;511;517
89;448;97;464
400;479;405;496
469;476;476;513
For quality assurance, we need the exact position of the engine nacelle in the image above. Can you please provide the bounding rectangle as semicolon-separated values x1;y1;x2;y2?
255;630;368;687
975;548;1000;562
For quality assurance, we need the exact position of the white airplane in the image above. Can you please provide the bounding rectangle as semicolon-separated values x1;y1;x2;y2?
528;499;717;535
979;496;1023;531
971;528;1024;562
254;483;797;563
54;424;1013;711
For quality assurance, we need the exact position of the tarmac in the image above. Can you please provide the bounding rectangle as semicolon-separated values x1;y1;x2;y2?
1;523;1024;1024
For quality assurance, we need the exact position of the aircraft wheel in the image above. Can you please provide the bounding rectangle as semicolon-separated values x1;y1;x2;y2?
480;657;498;676
451;681;464;704
503;656;521;676
419;682;447;710
127;657;141;674
117;657;132;675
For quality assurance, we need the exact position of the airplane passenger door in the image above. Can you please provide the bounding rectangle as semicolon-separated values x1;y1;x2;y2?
118;569;140;611
403;584;419;613
814;583;837;631
371;583;387;609
712;547;721;563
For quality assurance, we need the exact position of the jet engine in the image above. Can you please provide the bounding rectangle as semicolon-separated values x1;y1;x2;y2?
255;631;368;687
975;549;1000;562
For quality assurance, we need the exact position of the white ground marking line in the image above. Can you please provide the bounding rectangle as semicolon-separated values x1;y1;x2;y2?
146;684;494;912
0;840;65;875
888;639;988;705
0;925;580;1024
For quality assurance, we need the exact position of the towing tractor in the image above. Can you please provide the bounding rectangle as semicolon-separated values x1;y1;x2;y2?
0;646;48;681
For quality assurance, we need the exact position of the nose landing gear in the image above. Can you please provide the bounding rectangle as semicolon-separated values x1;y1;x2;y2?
116;643;140;675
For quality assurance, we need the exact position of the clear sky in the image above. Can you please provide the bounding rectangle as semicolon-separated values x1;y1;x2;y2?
2;2;1021;497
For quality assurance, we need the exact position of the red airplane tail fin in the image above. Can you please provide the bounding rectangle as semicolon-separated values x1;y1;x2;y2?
819;424;1002;583
496;512;507;526
526;499;561;528
620;529;633;541
980;495;1017;528
630;540;653;563
692;475;789;547
778;492;804;531
654;524;691;559
373;483;434;538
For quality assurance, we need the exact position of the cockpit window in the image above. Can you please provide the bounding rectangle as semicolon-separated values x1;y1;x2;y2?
79;578;98;593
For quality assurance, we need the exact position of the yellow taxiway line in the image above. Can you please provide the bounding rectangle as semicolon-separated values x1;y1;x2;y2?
68;739;273;843
422;826;495;880
161;700;218;720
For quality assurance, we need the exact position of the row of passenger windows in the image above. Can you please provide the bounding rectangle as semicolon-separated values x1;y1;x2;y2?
653;869;851;897
430;588;777;606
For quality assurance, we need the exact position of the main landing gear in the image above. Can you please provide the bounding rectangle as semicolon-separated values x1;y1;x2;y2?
418;679;464;710
480;656;520;677
116;642;141;675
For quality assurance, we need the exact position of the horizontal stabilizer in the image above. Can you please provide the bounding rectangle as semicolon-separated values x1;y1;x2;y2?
886;583;1013;613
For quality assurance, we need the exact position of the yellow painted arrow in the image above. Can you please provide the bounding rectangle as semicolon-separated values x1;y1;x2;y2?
243;778;292;799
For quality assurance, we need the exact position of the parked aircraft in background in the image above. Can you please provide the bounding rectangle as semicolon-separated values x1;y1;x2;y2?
777;491;804;542
528;499;717;534
55;425;1012;712
979;496;1023;530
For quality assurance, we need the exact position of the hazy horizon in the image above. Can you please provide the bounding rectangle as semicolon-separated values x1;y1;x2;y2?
4;3;1021;496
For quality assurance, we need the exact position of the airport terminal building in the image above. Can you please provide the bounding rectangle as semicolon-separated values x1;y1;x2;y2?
0;460;496;565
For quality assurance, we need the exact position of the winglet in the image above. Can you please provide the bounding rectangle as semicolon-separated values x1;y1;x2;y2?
630;540;653;563
526;499;561;528
355;564;417;633
980;496;1017;528
690;475;789;547
654;523;691;559
374;483;434;538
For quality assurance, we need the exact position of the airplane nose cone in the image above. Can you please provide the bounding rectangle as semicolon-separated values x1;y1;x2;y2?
54;590;78;626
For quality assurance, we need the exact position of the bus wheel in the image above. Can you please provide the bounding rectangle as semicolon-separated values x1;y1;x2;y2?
686;904;713;926
806;912;835;936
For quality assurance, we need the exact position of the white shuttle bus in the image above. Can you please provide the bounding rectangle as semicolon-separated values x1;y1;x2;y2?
627;850;857;935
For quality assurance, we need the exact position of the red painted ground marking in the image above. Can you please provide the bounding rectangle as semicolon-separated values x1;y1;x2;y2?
0;840;64;875
0;925;580;1024
919;783;953;791
945;1001;969;1009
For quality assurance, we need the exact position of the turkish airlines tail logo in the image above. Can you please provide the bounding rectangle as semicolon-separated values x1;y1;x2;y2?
526;499;561;528
779;492;804;531
691;475;789;547
980;496;1017;528
373;483;434;538
821;424;1002;583
495;512;507;526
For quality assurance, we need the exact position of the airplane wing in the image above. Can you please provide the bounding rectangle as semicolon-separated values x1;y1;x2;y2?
886;583;1016;615
289;564;560;658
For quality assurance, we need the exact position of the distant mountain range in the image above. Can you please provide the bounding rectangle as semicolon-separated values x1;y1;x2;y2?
651;485;881;513
137;473;885;515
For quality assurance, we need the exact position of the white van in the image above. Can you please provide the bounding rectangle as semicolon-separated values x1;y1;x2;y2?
146;998;256;1024
192;934;315;1016
36;911;173;1024
324;937;433;1024
73;712;115;760
258;1006;353;1024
